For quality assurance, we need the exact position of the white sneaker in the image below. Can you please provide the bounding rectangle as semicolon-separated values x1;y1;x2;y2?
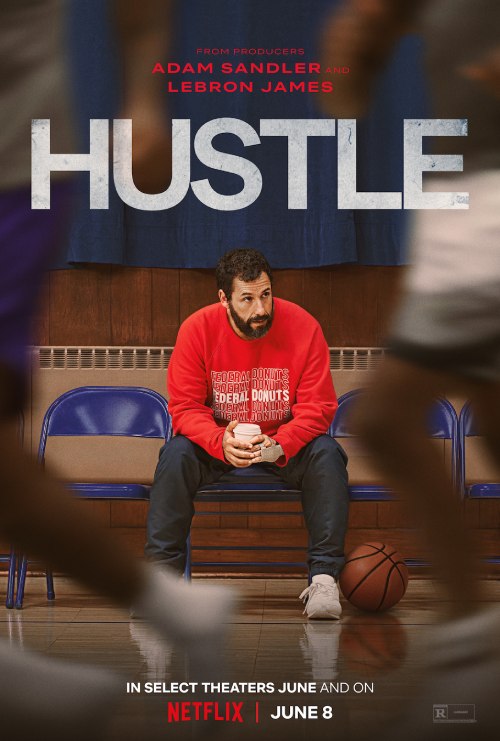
299;575;342;619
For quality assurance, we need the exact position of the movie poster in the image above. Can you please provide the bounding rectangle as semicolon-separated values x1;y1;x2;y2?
4;0;498;739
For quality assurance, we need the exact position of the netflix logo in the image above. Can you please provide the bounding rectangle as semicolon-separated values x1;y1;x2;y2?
167;701;249;723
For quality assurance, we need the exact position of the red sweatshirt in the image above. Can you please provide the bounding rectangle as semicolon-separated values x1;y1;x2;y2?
167;298;338;464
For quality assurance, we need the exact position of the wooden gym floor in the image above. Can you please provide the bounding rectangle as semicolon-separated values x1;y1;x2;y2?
1;574;499;741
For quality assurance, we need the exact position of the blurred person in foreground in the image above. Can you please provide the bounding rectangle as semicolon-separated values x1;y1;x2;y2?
320;0;500;738
0;1;234;739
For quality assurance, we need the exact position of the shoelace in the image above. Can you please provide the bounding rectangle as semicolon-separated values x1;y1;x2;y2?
299;583;337;614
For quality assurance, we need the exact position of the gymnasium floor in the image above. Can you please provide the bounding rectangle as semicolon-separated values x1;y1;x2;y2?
1;575;499;741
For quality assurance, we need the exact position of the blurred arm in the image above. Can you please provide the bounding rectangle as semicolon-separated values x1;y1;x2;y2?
319;0;426;117
112;0;175;192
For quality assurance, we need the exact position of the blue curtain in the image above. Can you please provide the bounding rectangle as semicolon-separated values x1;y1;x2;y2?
63;0;428;268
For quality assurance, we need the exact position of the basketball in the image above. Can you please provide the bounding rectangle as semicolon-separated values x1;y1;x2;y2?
339;542;409;612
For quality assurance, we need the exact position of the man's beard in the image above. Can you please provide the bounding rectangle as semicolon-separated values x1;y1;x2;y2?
228;300;274;339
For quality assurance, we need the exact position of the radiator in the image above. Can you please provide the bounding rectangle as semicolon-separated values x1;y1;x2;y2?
37;345;385;371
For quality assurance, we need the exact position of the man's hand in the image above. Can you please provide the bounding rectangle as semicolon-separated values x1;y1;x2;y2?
222;421;256;468
248;434;286;464
247;434;274;464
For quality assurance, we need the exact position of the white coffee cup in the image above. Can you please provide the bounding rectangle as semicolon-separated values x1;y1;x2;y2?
233;423;262;443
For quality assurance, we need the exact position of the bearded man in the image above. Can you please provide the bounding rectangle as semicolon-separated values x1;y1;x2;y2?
146;248;349;618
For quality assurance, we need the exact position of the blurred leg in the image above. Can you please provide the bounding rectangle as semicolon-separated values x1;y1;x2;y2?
357;356;482;617
0;187;147;605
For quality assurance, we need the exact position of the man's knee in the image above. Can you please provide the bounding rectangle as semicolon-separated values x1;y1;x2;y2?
162;434;196;454
306;435;348;468
156;435;199;475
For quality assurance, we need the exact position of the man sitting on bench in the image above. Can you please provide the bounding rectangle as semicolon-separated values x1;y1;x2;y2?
146;248;349;618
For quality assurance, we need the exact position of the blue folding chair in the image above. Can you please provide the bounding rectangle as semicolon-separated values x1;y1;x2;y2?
3;550;15;609
329;388;459;498
459;402;500;564
459;401;500;499
13;386;171;608
5;413;28;608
